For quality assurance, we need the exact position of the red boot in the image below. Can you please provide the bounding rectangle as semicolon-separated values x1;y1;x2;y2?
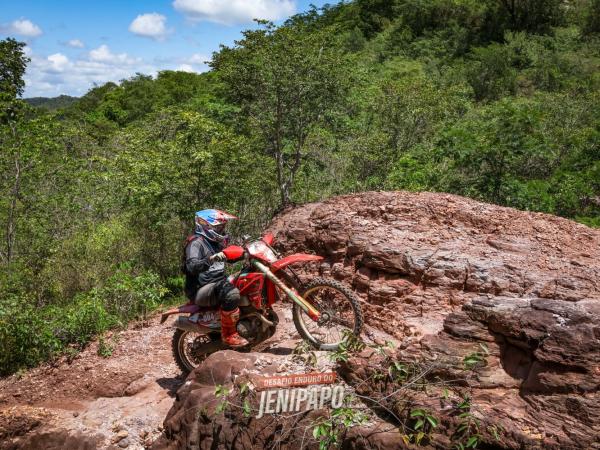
220;308;249;347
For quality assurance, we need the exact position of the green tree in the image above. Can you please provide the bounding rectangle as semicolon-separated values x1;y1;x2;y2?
0;38;31;267
583;0;600;34
495;0;565;34
0;38;29;100
434;92;599;216
212;20;350;207
356;0;398;38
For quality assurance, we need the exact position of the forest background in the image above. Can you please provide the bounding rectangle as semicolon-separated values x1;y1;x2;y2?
1;0;599;375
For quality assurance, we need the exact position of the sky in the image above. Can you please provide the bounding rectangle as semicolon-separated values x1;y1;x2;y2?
0;0;332;98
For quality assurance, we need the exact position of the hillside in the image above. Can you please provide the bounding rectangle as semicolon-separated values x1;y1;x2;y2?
0;0;599;441
24;95;78;110
3;192;598;449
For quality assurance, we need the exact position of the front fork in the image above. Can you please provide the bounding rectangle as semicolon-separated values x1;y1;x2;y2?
252;260;321;322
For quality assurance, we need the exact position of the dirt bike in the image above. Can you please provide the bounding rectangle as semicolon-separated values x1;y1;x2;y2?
160;233;363;374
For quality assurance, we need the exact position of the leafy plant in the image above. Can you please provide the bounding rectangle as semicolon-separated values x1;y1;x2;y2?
214;384;231;414
401;407;439;446
463;343;489;370
389;361;410;382
411;408;439;431
328;343;350;363
97;336;114;358
372;340;395;357
312;406;367;449
292;340;318;367
329;329;366;363
453;395;481;449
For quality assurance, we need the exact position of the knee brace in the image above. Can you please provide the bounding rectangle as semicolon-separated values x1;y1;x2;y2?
220;283;240;311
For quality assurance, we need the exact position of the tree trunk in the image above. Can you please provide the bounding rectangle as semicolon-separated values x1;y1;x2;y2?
6;155;21;267
275;150;290;207
274;91;291;208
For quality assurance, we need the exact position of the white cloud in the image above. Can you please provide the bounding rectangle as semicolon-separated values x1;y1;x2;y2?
174;53;210;73
66;39;84;48
172;0;296;25
176;64;195;72
23;46;156;98
89;44;139;65
187;53;208;64
47;53;69;73
6;19;43;37
129;13;168;40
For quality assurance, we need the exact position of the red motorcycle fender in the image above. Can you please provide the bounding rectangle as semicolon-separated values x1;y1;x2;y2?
160;302;200;324
271;254;323;272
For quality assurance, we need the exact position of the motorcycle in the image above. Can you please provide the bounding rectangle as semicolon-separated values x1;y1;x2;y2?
160;233;363;374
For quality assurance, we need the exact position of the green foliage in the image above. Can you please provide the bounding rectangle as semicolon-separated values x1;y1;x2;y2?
328;329;366;363
0;38;29;100
41;218;142;302
293;340;318;367
583;0;600;34
411;407;439;430
25;95;78;110
452;395;485;449
97;336;115;358
402;407;439;445
0;268;166;375
1;0;599;376
434;92;599;217
465;42;518;101
214;384;231;414
389;361;410;382
212;20;352;206
312;406;367;449
0;294;63;374
463;343;489;370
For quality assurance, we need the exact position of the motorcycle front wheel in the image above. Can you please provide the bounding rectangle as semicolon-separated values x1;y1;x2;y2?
292;277;363;351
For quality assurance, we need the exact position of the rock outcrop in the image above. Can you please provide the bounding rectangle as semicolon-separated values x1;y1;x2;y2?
157;191;600;449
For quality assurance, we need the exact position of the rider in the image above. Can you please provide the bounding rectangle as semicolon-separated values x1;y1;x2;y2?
183;209;248;347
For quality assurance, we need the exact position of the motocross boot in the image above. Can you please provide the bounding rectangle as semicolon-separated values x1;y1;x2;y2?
220;308;249;347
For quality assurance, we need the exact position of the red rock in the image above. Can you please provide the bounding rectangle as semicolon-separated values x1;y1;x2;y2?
267;192;600;449
157;192;600;449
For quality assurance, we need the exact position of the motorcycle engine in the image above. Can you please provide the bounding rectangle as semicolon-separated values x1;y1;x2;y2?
237;317;260;339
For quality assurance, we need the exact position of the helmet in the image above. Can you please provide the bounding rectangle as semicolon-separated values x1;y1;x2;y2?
194;209;237;243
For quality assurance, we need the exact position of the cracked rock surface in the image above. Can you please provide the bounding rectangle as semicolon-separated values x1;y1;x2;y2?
266;191;600;449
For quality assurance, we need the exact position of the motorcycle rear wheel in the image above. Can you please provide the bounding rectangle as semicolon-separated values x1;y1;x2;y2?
171;329;215;374
292;277;363;351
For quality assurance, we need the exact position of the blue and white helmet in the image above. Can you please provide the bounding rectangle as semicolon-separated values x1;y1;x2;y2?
194;209;237;243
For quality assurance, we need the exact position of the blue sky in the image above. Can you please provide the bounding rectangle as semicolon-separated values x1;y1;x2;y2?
0;0;333;97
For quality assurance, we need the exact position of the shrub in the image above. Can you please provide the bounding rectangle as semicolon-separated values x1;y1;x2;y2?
40;217;142;303
0;268;167;376
0;294;63;375
89;266;168;323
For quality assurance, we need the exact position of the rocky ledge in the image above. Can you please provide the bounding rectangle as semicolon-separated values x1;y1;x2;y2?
156;191;600;449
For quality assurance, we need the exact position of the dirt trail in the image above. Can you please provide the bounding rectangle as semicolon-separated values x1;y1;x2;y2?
0;314;182;449
0;297;395;450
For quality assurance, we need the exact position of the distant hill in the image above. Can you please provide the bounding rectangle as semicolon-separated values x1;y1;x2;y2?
25;95;79;110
